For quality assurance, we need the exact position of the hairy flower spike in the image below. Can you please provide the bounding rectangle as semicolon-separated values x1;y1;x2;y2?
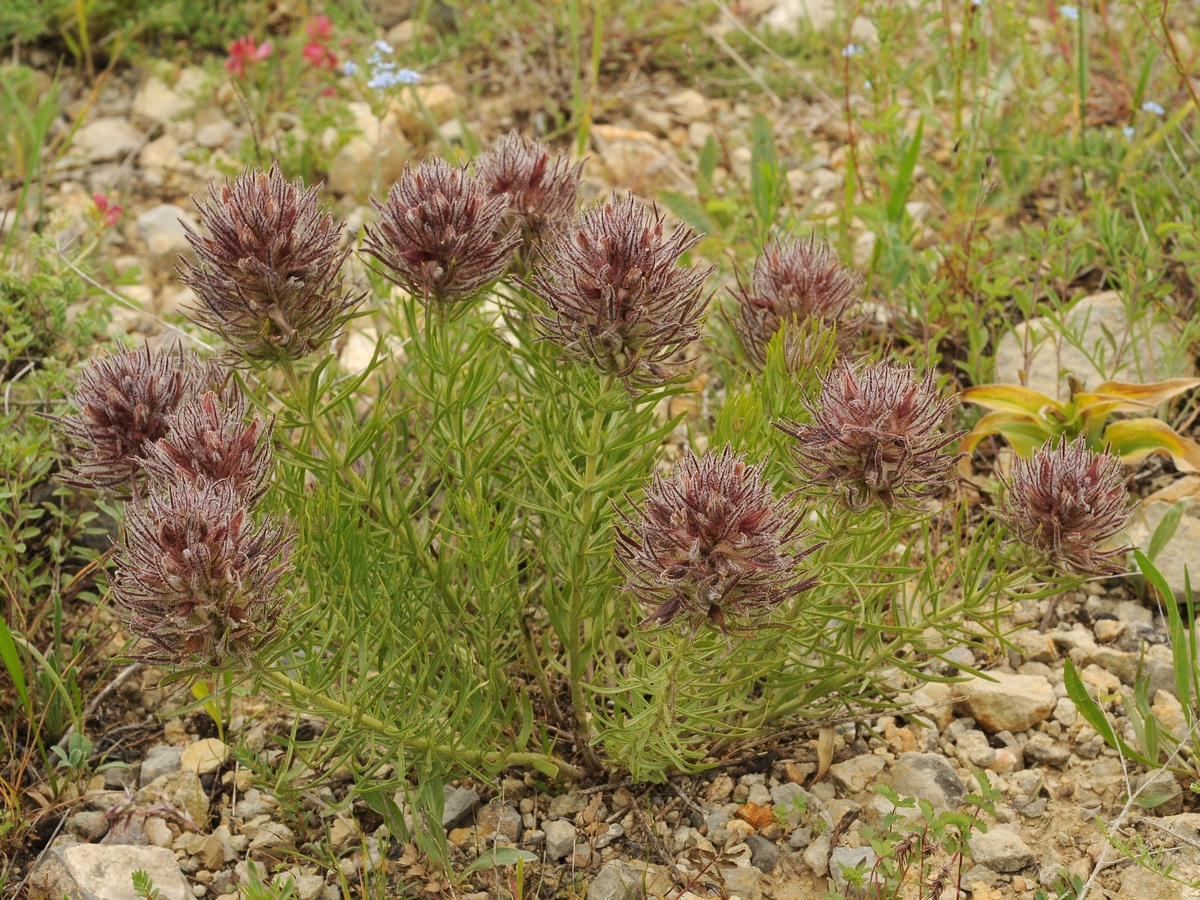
49;344;218;492
113;479;292;667
179;164;363;362
363;159;520;311
995;437;1132;576
526;194;712;389
777;359;963;511
475;130;583;263
732;234;864;369
142;390;274;506
615;447;819;632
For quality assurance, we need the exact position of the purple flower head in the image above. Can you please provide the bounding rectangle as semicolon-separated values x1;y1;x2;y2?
179;164;363;363
995;437;1132;577
113;478;292;667
48;344;219;493
777;359;964;511
731;234;864;369
475;130;584;265
142;389;274;507
525;194;712;389
364;159;520;312
615;447;820;632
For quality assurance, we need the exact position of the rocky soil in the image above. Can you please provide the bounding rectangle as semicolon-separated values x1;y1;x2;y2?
10;2;1200;899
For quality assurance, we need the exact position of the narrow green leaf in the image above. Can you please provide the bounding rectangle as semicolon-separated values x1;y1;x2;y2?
1063;659;1120;748
1147;502;1185;563
0;617;29;715
464;848;538;875
886;115;924;225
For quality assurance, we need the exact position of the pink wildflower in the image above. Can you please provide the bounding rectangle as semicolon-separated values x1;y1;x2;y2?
305;15;333;42
93;193;123;228
225;37;274;78
302;42;337;70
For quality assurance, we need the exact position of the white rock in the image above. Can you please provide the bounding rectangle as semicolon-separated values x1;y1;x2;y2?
139;134;182;173
325;102;412;200
591;124;682;193
32;843;190;900
667;89;710;121
1126;479;1200;600
967;825;1035;873
75;117;142;162
829;754;886;793
180;737;228;776
763;0;837;32
132;77;195;125
195;120;234;148
993;291;1190;399
956;672;1057;733
136;203;196;263
544;819;576;860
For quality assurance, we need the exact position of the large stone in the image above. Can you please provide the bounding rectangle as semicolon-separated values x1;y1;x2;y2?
956;673;1057;733
722;862;762;900
829;754;886;794
132;77;195;125
586;861;643;900
180;737;228;776
75;117;142;162
763;0;837;32
590;124;683;194
889;752;966;813
30;843;190;900
993;291;1190;400
544;819;577;860
441;786;479;830
135;204;197;264
1118;864;1200;899
1126;478;1200;600
389;83;461;138
137;768;209;825
139;745;183;786
325;102;412;200
967;825;1035;872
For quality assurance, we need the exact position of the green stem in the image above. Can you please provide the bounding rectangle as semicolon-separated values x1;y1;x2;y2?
257;666;584;781
561;373;616;769
278;359;372;499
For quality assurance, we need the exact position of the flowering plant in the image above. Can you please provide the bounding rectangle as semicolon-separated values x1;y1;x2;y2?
50;132;1141;831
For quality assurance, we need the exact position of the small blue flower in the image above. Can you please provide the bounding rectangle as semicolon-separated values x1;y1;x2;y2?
374;60;397;71
342;60;358;76
374;40;394;55
972;0;982;6
1142;100;1165;116
841;43;863;58
1058;4;1079;19
367;71;396;90
396;69;423;85
864;79;873;90
1122;125;1135;141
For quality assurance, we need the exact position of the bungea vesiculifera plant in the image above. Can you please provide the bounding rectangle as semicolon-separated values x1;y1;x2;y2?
53;140;1137;839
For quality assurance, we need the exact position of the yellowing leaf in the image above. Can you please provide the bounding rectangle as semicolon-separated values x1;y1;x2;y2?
960;411;1052;456
1103;418;1200;473
1079;377;1200;413
960;384;1062;417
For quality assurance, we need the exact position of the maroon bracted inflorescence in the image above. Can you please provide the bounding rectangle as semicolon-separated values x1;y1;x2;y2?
364;158;520;311
731;234;864;369
615;446;820;632
179;163;362;362
525;193;712;389
48;343;218;492
114;478;291;667
777;359;964;512
995;436;1132;577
